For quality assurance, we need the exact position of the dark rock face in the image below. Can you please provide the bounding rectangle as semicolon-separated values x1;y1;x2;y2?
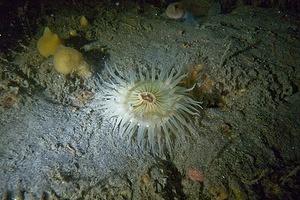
219;0;300;13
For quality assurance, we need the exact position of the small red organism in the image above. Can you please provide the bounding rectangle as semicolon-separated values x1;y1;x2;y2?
187;167;204;183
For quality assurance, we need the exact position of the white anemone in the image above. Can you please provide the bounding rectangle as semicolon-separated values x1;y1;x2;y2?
96;65;201;153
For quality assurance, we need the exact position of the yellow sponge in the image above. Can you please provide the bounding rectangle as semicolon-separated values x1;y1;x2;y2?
80;16;89;28
53;45;91;78
37;27;62;57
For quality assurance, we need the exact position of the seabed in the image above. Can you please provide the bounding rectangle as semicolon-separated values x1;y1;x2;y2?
0;1;299;199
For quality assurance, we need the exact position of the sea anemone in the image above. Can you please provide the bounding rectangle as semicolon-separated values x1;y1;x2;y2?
95;65;201;153
165;2;186;20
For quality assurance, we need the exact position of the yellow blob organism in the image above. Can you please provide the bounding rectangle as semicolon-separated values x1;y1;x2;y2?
69;30;78;37
37;27;62;57
76;61;92;78
53;45;91;78
80;16;89;28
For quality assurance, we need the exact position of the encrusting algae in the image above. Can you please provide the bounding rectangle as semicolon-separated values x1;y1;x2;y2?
53;45;91;78
37;27;62;57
